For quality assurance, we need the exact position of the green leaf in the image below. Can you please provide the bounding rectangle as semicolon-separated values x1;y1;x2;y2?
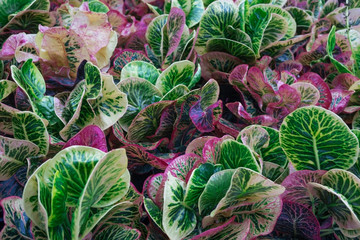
11;59;45;101
84;62;102;99
262;161;288;183
184;163;222;207
60;82;95;140
261;13;288;51
48;171;67;227
345;29;360;77
211;167;285;216
117;77;162;131
71;148;128;239
260;126;288;167
286;7;313;33
120;61;161;85
88;0;109;13
0;102;18;135
245;7;271;56
0;135;39;181
229;197;282;238
127;101;173;142
199;169;235;216
93;169;130;207
206;38;256;63
327;26;352;74
171;0;205;28
146;15;168;56
308;170;360;234
155;60;195;94
0;80;17;101
271;0;287;7
219;139;261;172
225;26;252;48
163;173;196;240
237;125;270;153
248;4;296;39
280;106;359;170
144;198;163;230
195;0;241;55
0;0;37;27
12;111;49;155
161;84;190;101
91;74;128;130
94;225;140;240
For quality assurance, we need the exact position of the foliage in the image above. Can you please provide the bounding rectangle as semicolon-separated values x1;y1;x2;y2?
1;0;360;239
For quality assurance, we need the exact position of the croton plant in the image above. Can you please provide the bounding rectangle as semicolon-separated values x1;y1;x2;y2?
0;0;360;239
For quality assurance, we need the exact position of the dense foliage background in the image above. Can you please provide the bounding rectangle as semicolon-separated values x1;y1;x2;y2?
0;0;360;239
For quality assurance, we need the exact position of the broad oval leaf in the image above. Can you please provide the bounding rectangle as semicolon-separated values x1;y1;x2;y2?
11;59;45;101
163;173;197;240
248;4;296;39
12;111;49;155
309;169;360;232
0;135;39;181
218;139;261;172
199;169;235;216
211;167;285;216
155;60;195;94
146;15;168;56
91;74;128;130
195;0;240;55
281;170;326;207
127;101;173;142
84;62;102;100
62;125;107;152
291;82;320;107
206;38;256;63
272;201;321;240
280;106;359;170
117;77;162;131
184;163;223;207
120;61;160;84
260;126;288;167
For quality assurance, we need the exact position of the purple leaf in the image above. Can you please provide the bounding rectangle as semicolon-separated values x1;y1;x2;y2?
272;201;321;240
229;64;249;93
190;100;223;133
121;144;169;171
62;125;107;152
329;89;354;114
277;60;303;75
0;176;23;199
266;84;301;120
164;8;186;63
332;73;359;90
281;170;326;207
226;102;278;127
297;72;332;108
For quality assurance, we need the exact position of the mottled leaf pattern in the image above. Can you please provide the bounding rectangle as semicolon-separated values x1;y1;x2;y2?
280;106;359;170
120;61;160;84
219;139;261;172
163;173;196;240
12;111;49;155
212;167;285;216
91;75;128;130
156;60;195;94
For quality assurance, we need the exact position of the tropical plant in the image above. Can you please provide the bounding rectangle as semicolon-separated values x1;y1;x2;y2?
1;0;360;239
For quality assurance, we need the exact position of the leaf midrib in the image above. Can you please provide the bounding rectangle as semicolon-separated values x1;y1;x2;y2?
312;136;321;170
